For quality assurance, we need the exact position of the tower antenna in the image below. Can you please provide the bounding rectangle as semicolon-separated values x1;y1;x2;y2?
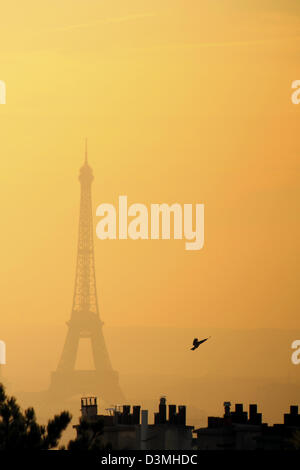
85;138;88;164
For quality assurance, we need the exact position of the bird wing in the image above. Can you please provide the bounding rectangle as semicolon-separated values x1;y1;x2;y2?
197;337;209;346
192;338;198;346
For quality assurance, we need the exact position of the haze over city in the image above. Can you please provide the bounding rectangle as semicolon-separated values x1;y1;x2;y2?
0;0;299;444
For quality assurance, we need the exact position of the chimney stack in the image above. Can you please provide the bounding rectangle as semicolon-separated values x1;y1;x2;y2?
159;397;167;424
81;397;98;419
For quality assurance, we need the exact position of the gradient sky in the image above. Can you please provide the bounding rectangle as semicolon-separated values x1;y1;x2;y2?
0;0;299;334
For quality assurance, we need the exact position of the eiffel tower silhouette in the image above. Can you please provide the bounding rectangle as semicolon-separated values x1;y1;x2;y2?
49;142;123;402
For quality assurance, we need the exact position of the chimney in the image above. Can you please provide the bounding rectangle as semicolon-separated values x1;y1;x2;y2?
223;401;231;417
290;406;298;415
249;404;262;425
141;410;148;451
168;405;177;424
81;397;98;419
178;406;186;425
122;405;131;424
235;403;243;414
159;397;167;424
133;406;141;425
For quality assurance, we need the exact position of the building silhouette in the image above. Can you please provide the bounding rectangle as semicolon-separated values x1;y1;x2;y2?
72;395;300;450
74;396;193;450
49;143;123;402
194;402;300;450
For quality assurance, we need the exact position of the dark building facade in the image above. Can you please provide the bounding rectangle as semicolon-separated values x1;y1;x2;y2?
73;397;300;451
194;402;300;450
74;396;193;450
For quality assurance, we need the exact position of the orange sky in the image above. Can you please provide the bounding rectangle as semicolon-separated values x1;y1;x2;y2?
0;0;299;333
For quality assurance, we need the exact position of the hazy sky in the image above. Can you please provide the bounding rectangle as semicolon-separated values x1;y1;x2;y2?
0;0;299;331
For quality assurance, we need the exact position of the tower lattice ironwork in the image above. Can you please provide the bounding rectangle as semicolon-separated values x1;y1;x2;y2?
50;144;123;402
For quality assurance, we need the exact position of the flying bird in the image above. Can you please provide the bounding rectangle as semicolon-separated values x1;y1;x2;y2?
190;337;211;350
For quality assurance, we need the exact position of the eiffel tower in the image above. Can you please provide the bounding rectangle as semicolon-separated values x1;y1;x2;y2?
49;143;123;403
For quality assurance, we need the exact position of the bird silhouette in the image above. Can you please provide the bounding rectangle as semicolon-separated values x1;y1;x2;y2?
190;337;211;350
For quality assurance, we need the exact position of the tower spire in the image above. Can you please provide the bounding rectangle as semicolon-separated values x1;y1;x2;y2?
85;138;88;164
